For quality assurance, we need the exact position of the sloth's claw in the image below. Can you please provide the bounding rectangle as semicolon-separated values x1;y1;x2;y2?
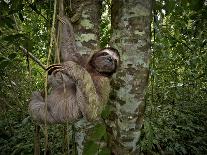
52;68;65;75
46;64;63;75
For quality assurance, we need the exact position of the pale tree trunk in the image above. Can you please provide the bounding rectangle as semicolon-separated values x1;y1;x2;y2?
72;0;102;55
108;0;152;154
70;0;102;154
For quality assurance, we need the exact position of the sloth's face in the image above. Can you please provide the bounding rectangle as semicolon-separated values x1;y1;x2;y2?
92;48;119;75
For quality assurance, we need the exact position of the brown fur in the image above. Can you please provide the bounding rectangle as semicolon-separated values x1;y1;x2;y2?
29;49;119;124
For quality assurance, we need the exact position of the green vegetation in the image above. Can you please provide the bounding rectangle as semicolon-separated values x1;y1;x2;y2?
0;1;51;154
141;0;207;154
0;0;206;154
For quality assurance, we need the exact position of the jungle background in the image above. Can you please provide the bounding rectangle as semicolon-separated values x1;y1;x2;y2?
0;0;207;154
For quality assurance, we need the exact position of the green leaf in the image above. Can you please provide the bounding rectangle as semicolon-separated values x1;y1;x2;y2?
0;56;8;62
23;38;33;52
99;147;111;155
0;60;10;69
90;124;106;141
8;53;17;59
101;105;111;119
165;0;175;15
83;141;99;155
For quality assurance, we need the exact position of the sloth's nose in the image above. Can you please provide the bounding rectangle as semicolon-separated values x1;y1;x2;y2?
107;57;113;62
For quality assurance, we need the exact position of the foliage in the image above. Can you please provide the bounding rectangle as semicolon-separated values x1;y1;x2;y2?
83;124;110;155
1;0;206;154
0;0;50;154
140;0;207;154
100;0;112;48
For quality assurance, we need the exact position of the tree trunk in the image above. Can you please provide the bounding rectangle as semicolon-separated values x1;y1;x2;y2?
70;0;102;154
72;0;102;55
108;0;152;154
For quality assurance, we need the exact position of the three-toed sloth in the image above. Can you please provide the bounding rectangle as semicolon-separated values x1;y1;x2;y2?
29;47;120;124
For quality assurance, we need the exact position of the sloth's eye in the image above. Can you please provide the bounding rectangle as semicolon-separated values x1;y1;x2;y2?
100;52;108;56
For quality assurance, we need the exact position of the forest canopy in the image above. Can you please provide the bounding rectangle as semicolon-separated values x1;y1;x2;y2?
0;0;206;154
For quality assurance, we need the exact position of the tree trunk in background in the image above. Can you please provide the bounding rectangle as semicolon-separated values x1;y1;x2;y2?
72;0;102;55
70;0;102;154
108;0;152;154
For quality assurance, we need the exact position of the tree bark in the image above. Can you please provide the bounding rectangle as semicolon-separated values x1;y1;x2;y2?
70;0;102;154
108;0;152;154
72;0;102;55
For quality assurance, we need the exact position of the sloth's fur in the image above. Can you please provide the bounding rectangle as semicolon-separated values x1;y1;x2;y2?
29;48;119;124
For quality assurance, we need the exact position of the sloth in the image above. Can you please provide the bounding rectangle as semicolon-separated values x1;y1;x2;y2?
28;47;120;124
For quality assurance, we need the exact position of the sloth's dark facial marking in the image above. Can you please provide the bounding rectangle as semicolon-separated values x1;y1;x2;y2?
89;48;120;76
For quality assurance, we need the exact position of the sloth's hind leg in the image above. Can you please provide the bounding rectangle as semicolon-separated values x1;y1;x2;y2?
29;91;55;123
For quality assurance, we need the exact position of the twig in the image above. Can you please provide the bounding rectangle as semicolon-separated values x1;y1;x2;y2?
19;46;46;70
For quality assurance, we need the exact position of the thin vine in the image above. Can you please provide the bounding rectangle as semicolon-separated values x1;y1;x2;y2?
44;0;57;154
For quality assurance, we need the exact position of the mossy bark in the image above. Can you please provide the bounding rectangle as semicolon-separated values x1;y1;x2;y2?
70;1;102;154
108;0;152;154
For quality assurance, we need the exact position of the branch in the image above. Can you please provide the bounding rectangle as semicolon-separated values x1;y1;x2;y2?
20;46;46;70
162;28;194;52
